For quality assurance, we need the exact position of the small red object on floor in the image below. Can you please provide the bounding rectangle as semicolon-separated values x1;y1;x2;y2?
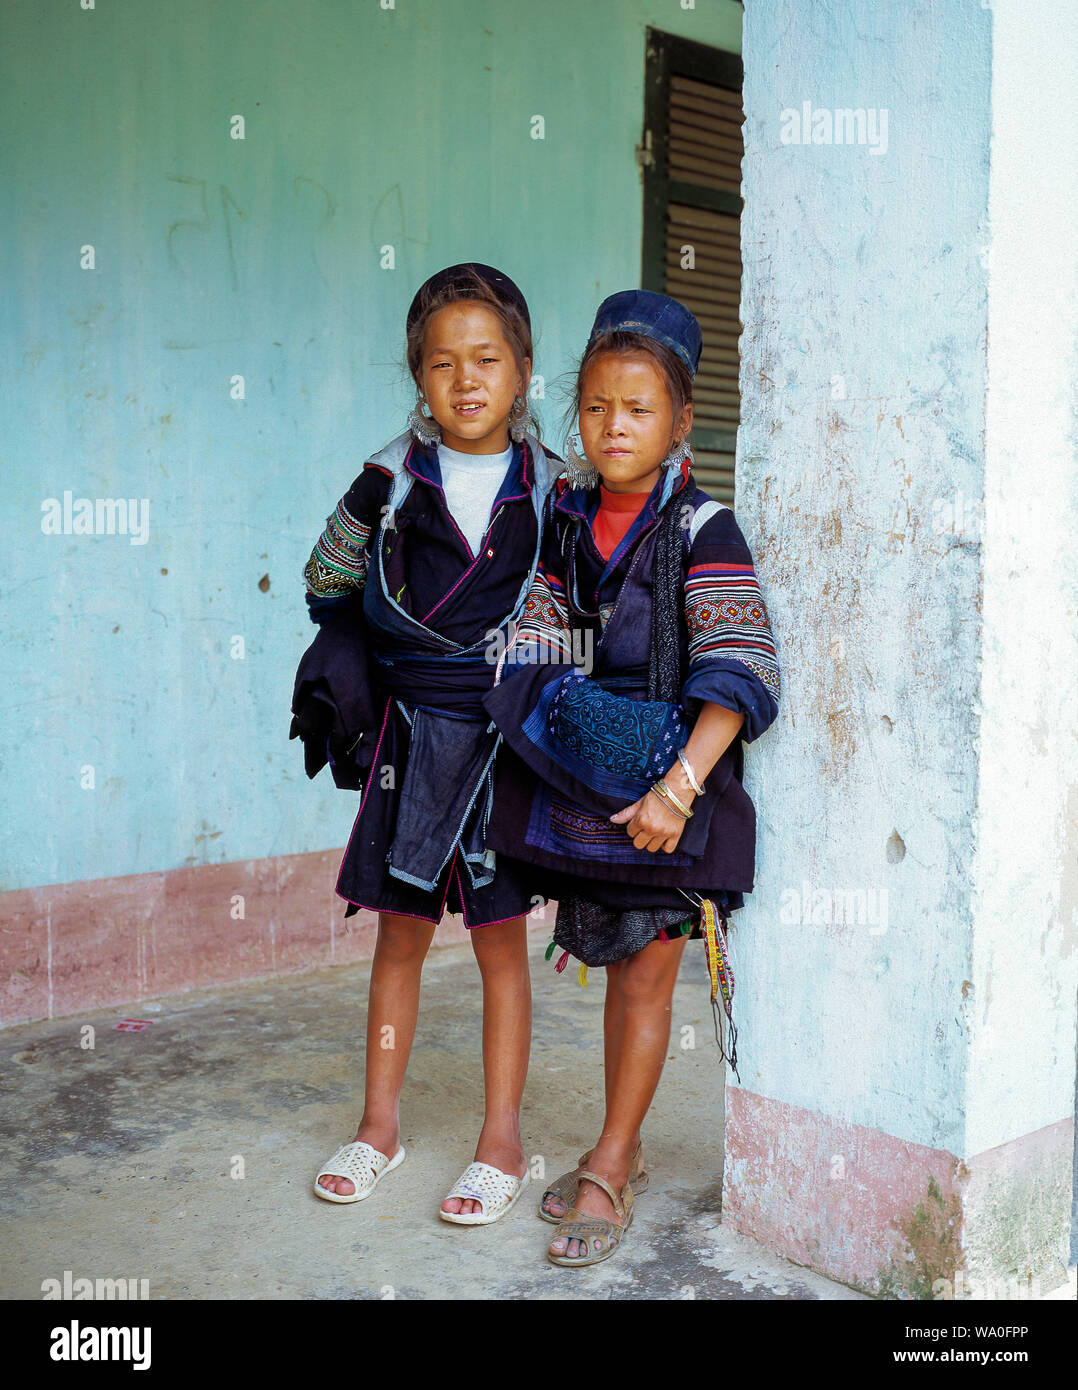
114;1019;153;1032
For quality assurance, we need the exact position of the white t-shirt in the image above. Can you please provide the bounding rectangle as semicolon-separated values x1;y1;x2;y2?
436;441;514;557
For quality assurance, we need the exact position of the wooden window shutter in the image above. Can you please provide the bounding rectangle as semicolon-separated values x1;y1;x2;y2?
641;32;744;505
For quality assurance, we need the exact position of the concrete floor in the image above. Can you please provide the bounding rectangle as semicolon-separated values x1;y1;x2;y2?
0;932;865;1301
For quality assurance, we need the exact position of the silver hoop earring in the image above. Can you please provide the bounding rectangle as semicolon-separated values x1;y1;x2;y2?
562;434;599;489
660;438;692;471
407;394;441;447
508;395;534;443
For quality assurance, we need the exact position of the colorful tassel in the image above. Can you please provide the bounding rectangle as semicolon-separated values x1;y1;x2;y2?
553;949;570;975
577;962;588;989
701;898;720;1004
701;897;740;1082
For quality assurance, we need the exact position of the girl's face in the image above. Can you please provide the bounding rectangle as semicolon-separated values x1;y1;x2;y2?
578;351;692;493
418;302;529;454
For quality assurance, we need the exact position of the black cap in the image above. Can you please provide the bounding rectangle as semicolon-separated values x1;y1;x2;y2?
406;262;530;333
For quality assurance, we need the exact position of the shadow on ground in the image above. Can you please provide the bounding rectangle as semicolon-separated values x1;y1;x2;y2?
0;932;865;1301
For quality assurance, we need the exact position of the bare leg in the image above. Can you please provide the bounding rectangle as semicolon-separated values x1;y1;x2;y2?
442;915;531;1215
317;911;437;1196
603;962;626;1115
549;934;687;1259
540;957;642;1220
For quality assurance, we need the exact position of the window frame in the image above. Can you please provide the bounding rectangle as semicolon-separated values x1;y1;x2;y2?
641;28;744;464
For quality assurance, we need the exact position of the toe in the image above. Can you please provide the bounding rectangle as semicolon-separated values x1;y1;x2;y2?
319;1175;354;1196
442;1196;462;1214
549;1235;568;1255
544;1195;567;1217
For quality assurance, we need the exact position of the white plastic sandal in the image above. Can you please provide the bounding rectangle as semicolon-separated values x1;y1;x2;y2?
313;1140;405;1204
439;1161;530;1226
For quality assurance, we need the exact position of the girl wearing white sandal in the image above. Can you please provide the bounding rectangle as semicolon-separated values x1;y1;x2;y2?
296;265;560;1222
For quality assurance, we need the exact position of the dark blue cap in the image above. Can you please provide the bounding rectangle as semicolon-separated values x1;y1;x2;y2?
588;289;702;376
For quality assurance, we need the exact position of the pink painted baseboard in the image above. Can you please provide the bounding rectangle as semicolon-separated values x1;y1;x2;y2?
0;848;555;1027
724;1087;1074;1297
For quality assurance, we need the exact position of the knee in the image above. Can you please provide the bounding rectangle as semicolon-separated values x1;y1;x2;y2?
376;917;434;966
617;953;674;1009
470;919;528;969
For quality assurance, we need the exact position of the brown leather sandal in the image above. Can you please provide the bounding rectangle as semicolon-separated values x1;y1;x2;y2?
538;1143;648;1223
547;1170;634;1267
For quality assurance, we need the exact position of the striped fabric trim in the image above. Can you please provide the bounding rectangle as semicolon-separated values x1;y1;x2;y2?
505;564;573;662
684;561;781;701
304;500;373;598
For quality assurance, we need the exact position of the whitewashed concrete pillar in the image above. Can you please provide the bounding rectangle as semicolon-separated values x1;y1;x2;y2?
729;0;1077;1297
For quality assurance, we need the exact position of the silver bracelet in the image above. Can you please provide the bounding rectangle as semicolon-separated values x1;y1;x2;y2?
652;778;693;819
677;747;705;796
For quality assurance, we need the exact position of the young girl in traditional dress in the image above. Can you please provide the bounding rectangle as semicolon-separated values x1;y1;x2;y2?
482;291;781;1264
297;264;560;1223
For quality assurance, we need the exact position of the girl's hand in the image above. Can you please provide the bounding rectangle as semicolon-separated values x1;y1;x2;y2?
609;704;745;852
610;769;696;853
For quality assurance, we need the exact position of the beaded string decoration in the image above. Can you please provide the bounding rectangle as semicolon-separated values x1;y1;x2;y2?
693;892;738;1081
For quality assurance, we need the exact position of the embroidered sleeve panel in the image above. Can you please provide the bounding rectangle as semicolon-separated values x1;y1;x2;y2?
303;464;391;613
682;507;781;735
506;563;574;665
503;497;574;668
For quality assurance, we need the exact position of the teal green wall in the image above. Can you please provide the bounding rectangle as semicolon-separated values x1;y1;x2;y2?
2;0;741;889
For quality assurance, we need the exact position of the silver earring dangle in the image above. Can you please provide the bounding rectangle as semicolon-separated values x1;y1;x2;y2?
508;395;534;443
660;438;693;471
562;434;599;489
407;394;441;447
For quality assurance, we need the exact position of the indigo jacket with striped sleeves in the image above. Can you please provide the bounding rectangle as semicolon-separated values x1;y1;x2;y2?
481;457;781;905
291;430;562;928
